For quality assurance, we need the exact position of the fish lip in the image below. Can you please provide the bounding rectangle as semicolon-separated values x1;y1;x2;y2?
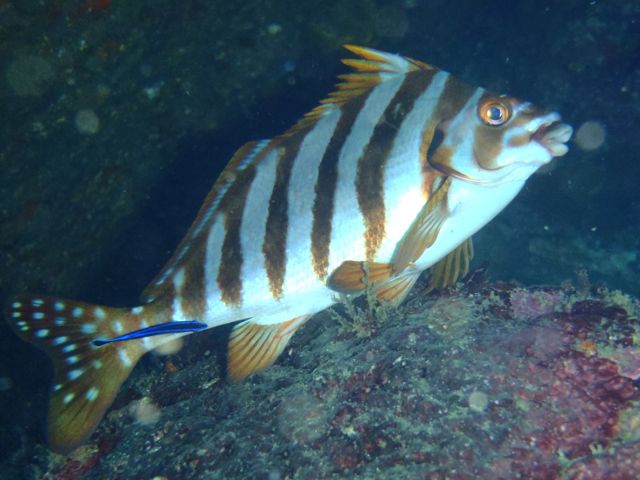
531;116;573;157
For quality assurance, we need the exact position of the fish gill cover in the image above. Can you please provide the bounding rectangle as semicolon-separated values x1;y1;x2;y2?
0;0;639;479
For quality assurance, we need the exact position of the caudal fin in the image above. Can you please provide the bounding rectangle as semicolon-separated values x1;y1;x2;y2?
5;295;150;453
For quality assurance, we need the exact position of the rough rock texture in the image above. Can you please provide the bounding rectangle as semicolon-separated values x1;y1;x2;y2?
4;277;639;479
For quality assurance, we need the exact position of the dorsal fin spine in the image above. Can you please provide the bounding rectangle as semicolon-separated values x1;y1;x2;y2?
281;45;431;137
142;45;433;300
142;138;274;300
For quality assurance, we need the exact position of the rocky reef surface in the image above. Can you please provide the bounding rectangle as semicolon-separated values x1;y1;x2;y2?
4;275;639;479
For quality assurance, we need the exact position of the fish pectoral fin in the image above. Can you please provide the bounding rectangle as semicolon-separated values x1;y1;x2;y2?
4;295;160;453
227;315;311;382
391;177;452;273
428;237;474;291
326;261;394;294
374;265;422;305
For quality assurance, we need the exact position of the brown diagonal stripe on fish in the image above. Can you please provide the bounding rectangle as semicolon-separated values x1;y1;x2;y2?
4;45;573;453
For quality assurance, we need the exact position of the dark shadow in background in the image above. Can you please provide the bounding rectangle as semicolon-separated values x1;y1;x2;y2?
82;71;334;307
0;67;335;462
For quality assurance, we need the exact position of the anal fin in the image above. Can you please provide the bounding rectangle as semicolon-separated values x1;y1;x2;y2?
227;316;310;381
326;261;393;294
428;237;474;291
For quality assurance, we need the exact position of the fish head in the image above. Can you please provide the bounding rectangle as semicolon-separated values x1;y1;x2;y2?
428;88;573;185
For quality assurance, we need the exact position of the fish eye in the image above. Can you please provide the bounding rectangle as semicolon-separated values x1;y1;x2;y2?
478;99;511;126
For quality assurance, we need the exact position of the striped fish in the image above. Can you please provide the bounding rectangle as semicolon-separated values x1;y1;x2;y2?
5;45;572;452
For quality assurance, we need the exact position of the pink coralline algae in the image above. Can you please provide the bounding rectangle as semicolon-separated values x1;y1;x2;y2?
484;296;640;479
489;354;637;478
509;288;566;320
608;347;640;381
545;353;637;455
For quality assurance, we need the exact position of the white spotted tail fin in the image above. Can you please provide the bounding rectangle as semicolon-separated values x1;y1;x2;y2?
5;295;157;452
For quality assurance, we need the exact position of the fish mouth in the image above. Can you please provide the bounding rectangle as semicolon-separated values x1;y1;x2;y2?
532;120;573;157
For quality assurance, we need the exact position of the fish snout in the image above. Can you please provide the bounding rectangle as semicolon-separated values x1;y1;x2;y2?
531;116;573;157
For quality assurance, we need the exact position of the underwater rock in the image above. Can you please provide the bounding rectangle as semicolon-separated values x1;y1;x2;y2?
5;279;637;479
5;55;55;97
1;1;639;478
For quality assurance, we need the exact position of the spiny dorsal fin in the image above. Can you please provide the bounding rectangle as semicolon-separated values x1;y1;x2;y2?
342;44;433;73
141;139;271;302
143;46;434;301
283;45;433;137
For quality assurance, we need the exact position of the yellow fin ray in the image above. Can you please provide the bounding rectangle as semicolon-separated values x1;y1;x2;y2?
227;316;310;381
342;44;433;73
5;295;152;452
391;177;452;274
374;265;422;305
341;58;400;73
428;238;474;290
143;45;437;300
283;45;430;137
326;261;394;294
336;73;382;87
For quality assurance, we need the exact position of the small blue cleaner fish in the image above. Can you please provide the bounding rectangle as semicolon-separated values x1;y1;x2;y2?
5;45;572;452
